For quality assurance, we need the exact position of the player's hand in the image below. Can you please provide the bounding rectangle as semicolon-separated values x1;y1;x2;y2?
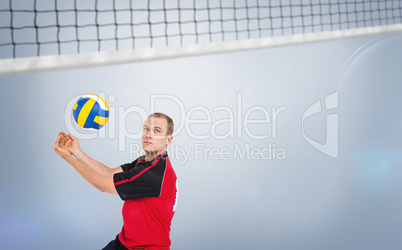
59;131;81;155
53;134;72;160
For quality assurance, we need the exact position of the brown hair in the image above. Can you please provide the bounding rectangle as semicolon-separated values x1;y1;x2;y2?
148;113;174;136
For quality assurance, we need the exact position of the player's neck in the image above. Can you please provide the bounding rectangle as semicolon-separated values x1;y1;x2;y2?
144;149;166;162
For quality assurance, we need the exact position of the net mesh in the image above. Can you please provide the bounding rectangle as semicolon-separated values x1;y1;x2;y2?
0;0;401;60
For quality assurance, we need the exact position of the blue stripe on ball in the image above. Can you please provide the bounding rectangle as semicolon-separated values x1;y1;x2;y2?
92;122;102;130
97;109;109;118
84;101;101;129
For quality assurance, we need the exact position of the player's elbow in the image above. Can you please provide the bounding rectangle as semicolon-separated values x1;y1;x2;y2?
92;181;109;193
96;176;118;194
98;184;118;194
94;184;105;192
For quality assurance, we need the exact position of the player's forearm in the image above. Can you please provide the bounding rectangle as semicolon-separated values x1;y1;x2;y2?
64;154;117;194
72;149;113;177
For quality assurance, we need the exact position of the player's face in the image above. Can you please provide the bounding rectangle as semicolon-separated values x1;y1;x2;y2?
142;117;172;154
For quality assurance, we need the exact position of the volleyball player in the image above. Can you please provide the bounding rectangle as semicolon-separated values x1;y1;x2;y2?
53;113;178;250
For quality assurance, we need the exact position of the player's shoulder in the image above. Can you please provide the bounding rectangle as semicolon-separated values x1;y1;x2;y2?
158;152;169;161
135;155;146;164
155;153;171;165
135;153;171;169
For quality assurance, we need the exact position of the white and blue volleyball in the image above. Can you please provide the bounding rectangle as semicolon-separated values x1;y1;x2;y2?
73;94;109;130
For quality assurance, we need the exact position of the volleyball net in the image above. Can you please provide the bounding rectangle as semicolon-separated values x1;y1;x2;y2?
1;0;402;76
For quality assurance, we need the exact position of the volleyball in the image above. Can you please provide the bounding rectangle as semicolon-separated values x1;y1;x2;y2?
73;94;109;130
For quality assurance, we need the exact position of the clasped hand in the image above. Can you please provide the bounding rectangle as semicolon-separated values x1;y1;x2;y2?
52;131;80;159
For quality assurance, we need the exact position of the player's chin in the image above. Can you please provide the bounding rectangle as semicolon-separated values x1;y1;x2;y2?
143;145;155;152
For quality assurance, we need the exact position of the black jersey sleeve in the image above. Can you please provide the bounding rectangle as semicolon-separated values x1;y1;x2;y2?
113;156;167;201
120;157;142;172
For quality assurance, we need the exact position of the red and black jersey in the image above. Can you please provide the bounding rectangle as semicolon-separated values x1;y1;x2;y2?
113;153;178;250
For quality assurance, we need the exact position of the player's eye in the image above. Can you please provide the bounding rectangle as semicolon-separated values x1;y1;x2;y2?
155;129;161;133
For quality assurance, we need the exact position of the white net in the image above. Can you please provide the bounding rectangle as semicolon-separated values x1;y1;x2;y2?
1;0;401;75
